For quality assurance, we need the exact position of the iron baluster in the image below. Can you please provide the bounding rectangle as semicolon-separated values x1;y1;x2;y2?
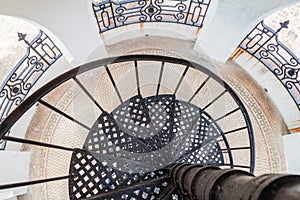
252;20;289;55
156;61;165;97
105;65;124;104
2;135;75;152
202;90;227;111
215;107;240;122
0;175;71;190
73;77;106;113
188;76;210;103
38;99;94;132
173;65;189;95
223;126;248;135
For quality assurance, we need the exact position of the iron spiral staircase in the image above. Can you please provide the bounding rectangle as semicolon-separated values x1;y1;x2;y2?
1;0;300;198
0;55;299;199
0;54;254;198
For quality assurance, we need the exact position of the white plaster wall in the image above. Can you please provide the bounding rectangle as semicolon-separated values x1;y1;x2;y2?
0;151;30;200
231;51;300;177
232;53;300;134
5;106;36;151
101;23;199;46
195;0;300;62
283;133;300;174
1;0;298;65
0;0;107;65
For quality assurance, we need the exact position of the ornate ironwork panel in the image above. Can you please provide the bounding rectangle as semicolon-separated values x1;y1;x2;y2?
239;21;300;110
0;30;62;150
92;0;211;33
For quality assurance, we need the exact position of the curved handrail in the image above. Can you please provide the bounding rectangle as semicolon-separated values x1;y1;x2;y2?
0;54;255;173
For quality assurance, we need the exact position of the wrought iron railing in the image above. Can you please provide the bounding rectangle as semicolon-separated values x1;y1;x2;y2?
239;20;300;110
92;0;211;33
0;30;62;150
0;55;254;199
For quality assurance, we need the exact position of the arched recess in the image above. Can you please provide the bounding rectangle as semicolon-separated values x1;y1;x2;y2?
89;0;217;55
229;3;300;173
194;0;300;62
0;15;72;64
230;3;300;129
0;0;108;66
0;14;74;151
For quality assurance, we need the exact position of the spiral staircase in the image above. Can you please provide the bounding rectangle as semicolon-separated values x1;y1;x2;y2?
0;0;300;200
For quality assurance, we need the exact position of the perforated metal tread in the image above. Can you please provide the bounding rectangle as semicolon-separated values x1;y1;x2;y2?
69;149;174;200
69;94;226;199
83;94;224;169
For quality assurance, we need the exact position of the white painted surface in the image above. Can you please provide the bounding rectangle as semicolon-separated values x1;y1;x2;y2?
1;0;298;64
0;151;30;200
101;23;198;47
195;0;300;62
232;53;300;134
5;107;36;151
0;0;107;65
4;58;73;151
283;133;300;174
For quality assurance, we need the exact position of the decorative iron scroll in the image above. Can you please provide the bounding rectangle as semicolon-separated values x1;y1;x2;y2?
0;30;62;150
239;20;300;110
92;0;211;33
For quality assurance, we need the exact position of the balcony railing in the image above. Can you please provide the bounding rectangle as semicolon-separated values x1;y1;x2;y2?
239;21;300;110
0;30;62;150
92;0;211;33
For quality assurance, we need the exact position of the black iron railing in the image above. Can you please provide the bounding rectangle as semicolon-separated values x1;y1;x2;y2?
239;20;300;110
0;30;62;150
92;0;211;33
0;55;254;199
